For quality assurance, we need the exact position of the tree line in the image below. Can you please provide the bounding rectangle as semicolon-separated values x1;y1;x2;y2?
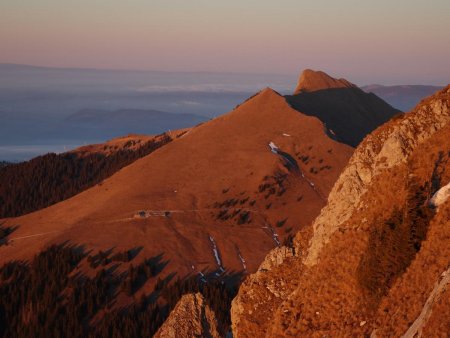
0;243;239;338
0;135;171;218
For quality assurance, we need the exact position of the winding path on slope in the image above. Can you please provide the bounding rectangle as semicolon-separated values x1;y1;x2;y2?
9;230;62;241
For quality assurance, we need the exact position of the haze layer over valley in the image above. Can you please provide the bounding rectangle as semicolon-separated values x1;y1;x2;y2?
0;64;294;160
1;64;443;161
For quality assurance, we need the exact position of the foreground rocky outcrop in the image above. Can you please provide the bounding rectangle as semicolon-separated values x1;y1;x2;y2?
232;85;450;337
231;246;298;338
304;84;450;267
154;293;220;338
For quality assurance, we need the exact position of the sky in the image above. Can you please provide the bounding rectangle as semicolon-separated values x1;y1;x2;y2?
1;0;450;85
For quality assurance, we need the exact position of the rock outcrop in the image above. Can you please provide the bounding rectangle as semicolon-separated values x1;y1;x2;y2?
303;85;450;267
231;246;299;338
154;293;220;338
231;85;450;337
430;181;450;209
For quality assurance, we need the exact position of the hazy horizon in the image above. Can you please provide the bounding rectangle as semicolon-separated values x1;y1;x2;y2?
0;62;448;87
0;63;444;161
1;1;449;85
0;65;295;161
1;1;449;160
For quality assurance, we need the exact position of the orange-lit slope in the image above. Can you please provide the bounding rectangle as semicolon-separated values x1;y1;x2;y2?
1;88;352;282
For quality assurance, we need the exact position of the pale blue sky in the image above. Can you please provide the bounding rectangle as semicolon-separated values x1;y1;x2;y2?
1;0;449;84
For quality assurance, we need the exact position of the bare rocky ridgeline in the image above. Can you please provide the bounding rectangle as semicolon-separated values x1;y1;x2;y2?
303;85;450;267
230;85;450;337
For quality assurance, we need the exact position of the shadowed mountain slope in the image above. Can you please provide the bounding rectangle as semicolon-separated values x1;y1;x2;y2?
362;84;443;111
286;69;400;147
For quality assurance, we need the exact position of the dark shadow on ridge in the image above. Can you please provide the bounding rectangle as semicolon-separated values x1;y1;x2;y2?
285;87;400;147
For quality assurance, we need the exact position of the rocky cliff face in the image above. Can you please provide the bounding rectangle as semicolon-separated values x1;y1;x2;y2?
154;293;220;338
231;85;450;337
303;85;450;267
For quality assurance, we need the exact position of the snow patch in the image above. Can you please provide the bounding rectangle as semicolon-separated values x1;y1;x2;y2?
198;271;207;283
235;245;247;272
238;253;247;271
262;224;280;246
209;235;224;273
269;142;279;154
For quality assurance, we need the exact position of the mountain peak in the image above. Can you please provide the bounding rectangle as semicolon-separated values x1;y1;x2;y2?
294;69;356;94
258;86;282;97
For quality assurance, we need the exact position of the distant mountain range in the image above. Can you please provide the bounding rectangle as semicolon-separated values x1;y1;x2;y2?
0;63;294;160
361;84;443;111
63;108;206;139
0;107;207;161
0;63;444;161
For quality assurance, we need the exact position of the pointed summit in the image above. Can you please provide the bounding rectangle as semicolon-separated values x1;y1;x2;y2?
294;69;355;94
